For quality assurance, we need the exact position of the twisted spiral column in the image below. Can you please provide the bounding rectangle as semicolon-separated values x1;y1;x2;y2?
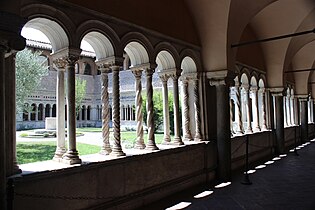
172;72;183;145
159;73;171;144
182;78;193;141
110;65;125;156
234;85;243;134
100;66;112;155
145;68;159;150
193;78;202;141
132;69;145;149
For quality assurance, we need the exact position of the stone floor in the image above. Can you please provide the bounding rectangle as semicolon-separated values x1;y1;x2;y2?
141;139;315;210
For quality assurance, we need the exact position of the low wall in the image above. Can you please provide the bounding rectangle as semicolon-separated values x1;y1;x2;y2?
11;142;217;210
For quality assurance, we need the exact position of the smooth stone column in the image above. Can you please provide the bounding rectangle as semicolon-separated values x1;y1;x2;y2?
212;79;231;182
159;73;171;144
63;57;81;164
49;106;52;118
234;84;243;134
193;77;202;141
251;87;260;132
273;92;285;154
99;65;112;155
145;67;159;150
243;85;252;133
110;66;125;156
286;96;291;125
172;72;183;145
290;96;295;125
230;95;234;136
5;53;20;176
283;97;288;127
35;105;38;121
300;98;308;143
259;88;268;130
53;59;66;160
181;78;193;141
132;69;145;149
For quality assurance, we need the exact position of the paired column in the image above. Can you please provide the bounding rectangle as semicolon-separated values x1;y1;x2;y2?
242;85;253;133
53;59;66;160
110;65;126;156
132;68;145;149
250;87;260;132
172;70;184;145
181;77;193;141
272;90;285;154
63;56;82;164
234;84;243;134
300;97;308;143
35;105;38;121
145;67;159;150
259;88;268;130
290;96;295;125
286;95;291;125
159;73;171;144
193;77;202;141
99;65;112;155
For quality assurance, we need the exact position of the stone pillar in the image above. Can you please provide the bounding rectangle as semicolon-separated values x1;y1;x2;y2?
35;104;38;121
28;109;31;121
99;64;112;155
193;77;202;141
229;94;234;136
300;97;308;143
259;88;268;130
84;106;87;122
110;65;125;156
172;70;184;145
243;85;252;133
283;97;288;127
251;87;260;132
63;56;81;164
290;96;295;125
132;68;145;149
234;84;243;134
310;99;314;123
272;90;285;154
5;54;20;176
49;106;52;118
145;67;159;150
181;77;193;141
159;73;171;144
286;95;291;125
53;59;66;160
210;78;231;182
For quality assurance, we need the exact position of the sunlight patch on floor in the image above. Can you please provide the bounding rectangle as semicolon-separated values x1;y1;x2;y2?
193;190;214;199
255;164;266;169
215;182;231;189
165;202;192;210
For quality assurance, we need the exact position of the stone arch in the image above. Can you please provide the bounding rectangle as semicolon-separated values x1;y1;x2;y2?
154;42;180;68
181;56;197;74
76;20;120;59
240;73;249;85
156;50;176;72
121;32;154;66
250;76;258;88
180;49;201;73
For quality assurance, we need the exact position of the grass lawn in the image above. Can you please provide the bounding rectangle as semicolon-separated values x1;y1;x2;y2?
17;141;100;164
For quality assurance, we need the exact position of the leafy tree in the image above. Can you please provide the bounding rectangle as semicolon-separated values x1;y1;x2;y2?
15;49;48;113
75;77;87;117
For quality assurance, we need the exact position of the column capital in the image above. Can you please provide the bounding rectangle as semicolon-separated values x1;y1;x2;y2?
131;68;143;79
296;94;309;101
145;67;155;76
97;63;111;74
258;87;266;93
250;86;258;92
269;87;285;96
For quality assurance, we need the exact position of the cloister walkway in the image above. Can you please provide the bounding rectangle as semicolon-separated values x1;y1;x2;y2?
142;139;315;210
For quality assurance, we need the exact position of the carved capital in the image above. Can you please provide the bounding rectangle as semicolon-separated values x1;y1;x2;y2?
97;63;111;74
159;73;171;82
53;57;67;70
131;68;143;79
269;87;285;97
210;77;234;87
145;68;155;76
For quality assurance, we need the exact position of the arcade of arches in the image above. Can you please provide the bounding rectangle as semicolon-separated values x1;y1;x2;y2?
1;1;315;209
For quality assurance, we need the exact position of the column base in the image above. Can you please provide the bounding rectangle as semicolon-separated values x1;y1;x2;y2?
184;135;194;141
245;129;253;134
134;142;146;149
173;137;184;145
145;140;159;150
162;137;171;145
100;149;111;155
234;131;244;136
110;149;126;157
62;150;82;165
53;147;66;161
253;127;261;132
261;125;268;131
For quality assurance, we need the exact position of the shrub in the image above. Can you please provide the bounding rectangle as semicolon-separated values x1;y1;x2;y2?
20;133;29;137
43;133;49;138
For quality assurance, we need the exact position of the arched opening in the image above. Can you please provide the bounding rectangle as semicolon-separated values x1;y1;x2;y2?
45;104;51;118
87;106;91;120
30;103;36;121
52;104;56;117
38;104;44;121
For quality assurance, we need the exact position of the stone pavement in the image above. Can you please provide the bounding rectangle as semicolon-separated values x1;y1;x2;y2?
141;139;315;210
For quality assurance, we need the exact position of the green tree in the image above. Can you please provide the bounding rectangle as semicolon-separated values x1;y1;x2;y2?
15;49;48;113
75;77;87;117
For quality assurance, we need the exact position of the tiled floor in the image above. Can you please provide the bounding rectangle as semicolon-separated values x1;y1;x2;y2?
142;140;315;210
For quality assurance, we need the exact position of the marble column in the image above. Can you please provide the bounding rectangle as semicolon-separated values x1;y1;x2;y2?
243;85;252;133
234;84;243;134
99;65;112;155
159;73;171;144
181;78;193;141
300;97;308;143
110;65;125;156
132;69;145;149
35;105;38;121
211;78;231;182
251;87;260;132
259;88;268;130
272;91;285;154
63;56;81;164
193;77;202;141
172;71;183;145
49;106;52;118
286;95;291;125
230;95;234;136
290;96;295;125
53;59;66;160
283;97;288;127
84;107;87;122
145;67;159;150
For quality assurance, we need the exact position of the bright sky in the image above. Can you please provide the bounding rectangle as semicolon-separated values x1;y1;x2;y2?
21;27;95;52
